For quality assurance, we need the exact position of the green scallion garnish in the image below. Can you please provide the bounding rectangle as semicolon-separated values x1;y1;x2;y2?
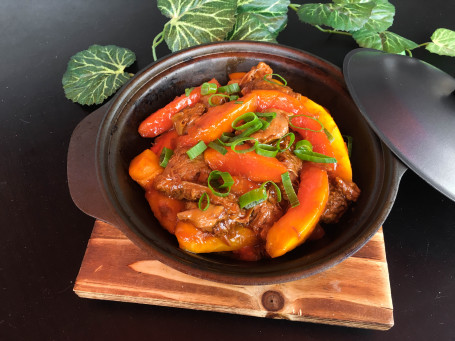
281;172;300;207
201;82;217;95
256;143;279;158
186;141;207;159
238;181;281;209
207;170;234;197
289;114;325;133
159;147;173;167
293;139;337;163
185;87;194;97
263;73;287;87
343;135;353;158
208;141;227;155
217;83;240;94
232;112;259;130
198;192;210;211
230;137;258;154
277;132;296;152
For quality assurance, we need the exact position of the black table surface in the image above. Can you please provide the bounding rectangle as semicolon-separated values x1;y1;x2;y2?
1;1;454;340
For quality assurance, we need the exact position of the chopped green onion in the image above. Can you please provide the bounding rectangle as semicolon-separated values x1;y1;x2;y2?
289;114;325;133
277;132;295;152
208;94;230;106
185;87;194;97
281;172;300;207
294;149;337;163
261;181;282;202
219;132;236;144
186;141;207;159
208;141;227;155
324;128;334;143
232;112;259;130
234;101;244;104
207;171;234;197
236;120;263;138
198;193;210;211
238;181;281;209
159;147;173;167
229;95;239;101
343;135;353;158
230;137;258;154
264;73;287;87
256;143;279;158
217;83;240;94
295;139;313;152
293;139;336;163
239;187;267;209
201;82;217;95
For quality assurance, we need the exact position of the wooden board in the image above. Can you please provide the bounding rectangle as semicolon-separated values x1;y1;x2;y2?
74;220;393;330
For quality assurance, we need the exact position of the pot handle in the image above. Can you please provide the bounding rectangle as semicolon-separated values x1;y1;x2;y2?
67;105;122;227
394;157;408;181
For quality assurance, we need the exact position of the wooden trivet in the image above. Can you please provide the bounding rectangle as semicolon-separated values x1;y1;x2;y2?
74;220;393;330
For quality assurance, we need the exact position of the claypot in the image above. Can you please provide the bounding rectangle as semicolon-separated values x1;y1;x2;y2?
68;41;405;285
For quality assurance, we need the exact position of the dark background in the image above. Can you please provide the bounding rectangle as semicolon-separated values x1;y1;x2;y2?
1;1;454;340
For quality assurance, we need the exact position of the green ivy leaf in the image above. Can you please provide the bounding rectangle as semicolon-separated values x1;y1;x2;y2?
297;2;375;32
158;0;237;52
426;28;455;57
62;45;135;106
236;0;290;35
362;1;395;32
228;13;277;42
352;29;418;53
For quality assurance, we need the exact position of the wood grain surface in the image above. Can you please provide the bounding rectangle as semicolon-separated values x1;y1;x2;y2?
74;221;393;330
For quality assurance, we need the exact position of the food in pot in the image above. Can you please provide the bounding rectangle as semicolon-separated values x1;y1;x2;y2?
129;62;360;260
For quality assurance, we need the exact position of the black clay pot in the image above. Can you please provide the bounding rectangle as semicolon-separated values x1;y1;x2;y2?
67;42;406;285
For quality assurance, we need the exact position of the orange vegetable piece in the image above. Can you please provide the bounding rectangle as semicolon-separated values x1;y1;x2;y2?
128;149;163;189
150;129;179;155
266;164;329;258
204;146;288;183
252;90;305;116
175;221;258;253
185;92;258;143
138;78;220;138
145;188;185;234
299;96;352;181
230;176;261;196
228;72;246;81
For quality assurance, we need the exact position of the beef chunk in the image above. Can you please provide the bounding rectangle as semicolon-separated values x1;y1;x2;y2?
321;177;361;224
172;103;206;135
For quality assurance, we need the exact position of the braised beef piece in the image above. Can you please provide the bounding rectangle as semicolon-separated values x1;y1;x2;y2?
177;205;226;232
320;177;361;224
248;187;284;241
276;149;303;184
250;110;289;144
172;103;206;135
239;62;273;86
156;147;211;184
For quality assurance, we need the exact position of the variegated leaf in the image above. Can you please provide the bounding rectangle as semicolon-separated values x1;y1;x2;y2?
236;0;290;35
62;45;135;105
426;28;455;57
298;2;375;32
353;29;418;53
228;12;277;42
158;0;237;52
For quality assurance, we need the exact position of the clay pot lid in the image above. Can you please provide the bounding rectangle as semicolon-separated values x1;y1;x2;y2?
343;48;455;202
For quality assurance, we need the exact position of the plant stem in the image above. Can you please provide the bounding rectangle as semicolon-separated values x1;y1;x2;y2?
152;31;164;61
315;25;352;36
288;3;300;12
